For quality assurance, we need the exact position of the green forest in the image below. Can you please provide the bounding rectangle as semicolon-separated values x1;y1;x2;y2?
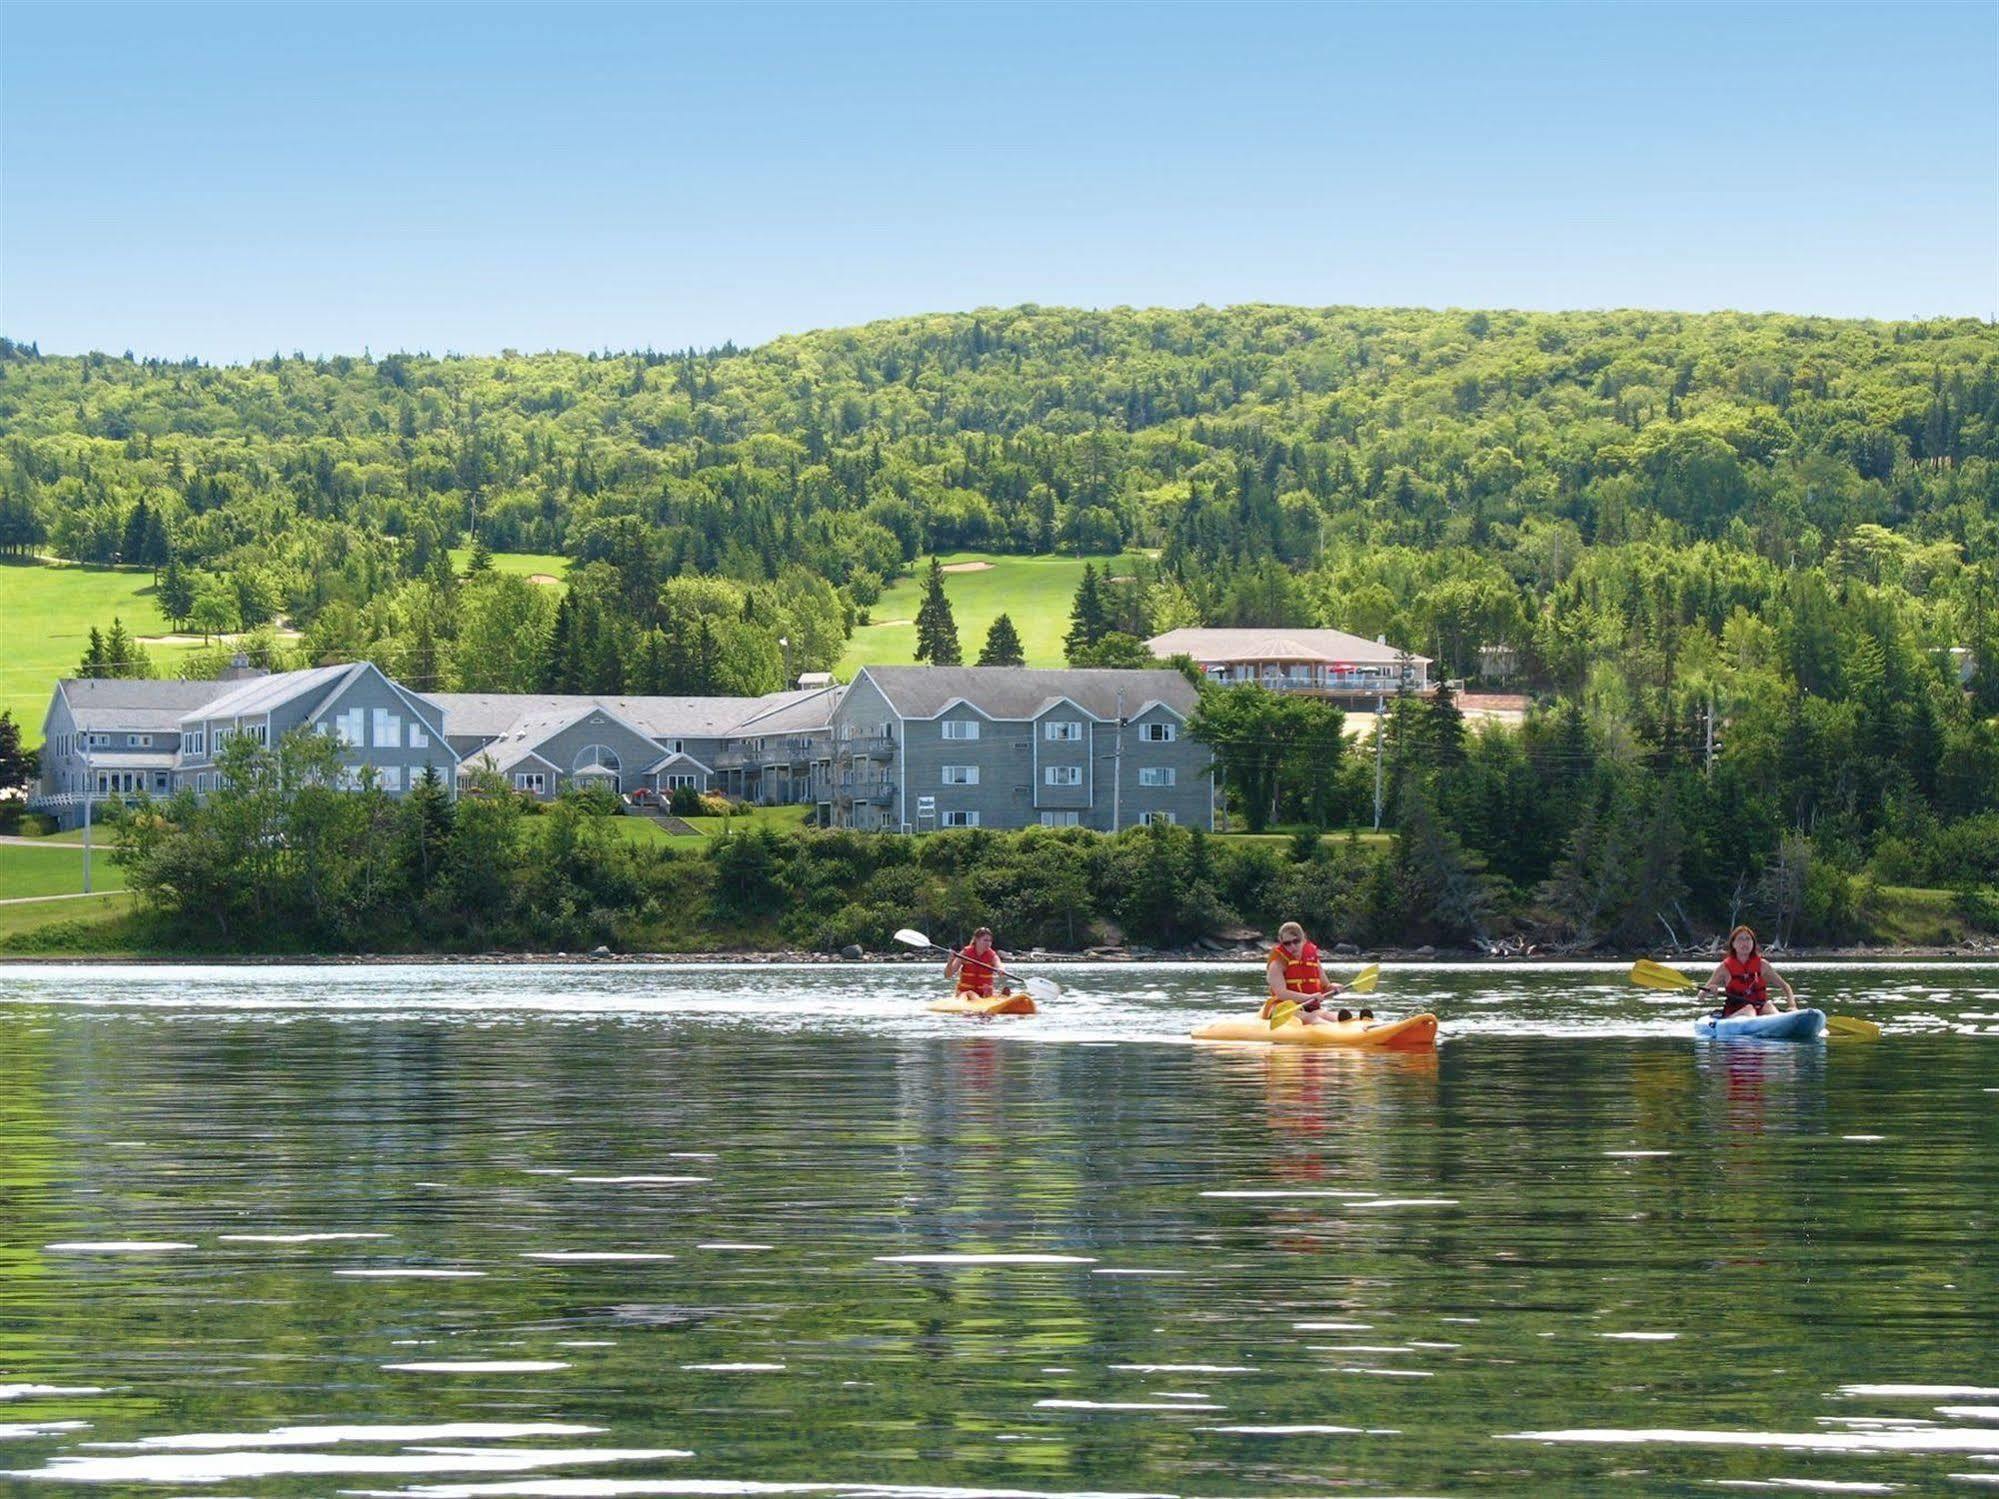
3;303;1996;951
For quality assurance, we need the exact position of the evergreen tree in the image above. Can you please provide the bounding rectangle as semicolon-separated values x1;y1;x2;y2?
913;557;961;665
121;499;150;565
158;557;196;628
1427;679;1467;767
977;612;1026;667
400;765;455;896
468;536;494;573
0;711;29;791
79;626;106;678
1064;563;1109;661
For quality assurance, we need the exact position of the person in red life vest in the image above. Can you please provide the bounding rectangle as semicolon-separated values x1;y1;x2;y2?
1261;920;1351;1025
1697;924;1797;1017
946;927;1014;998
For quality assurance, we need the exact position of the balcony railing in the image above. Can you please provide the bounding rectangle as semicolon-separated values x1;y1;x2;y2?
834;735;896;758
835;777;895;804
1207;669;1422;694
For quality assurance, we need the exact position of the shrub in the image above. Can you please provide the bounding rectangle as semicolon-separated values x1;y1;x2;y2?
668;784;702;816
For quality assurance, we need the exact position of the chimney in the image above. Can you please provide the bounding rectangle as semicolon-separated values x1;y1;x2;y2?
219;652;269;682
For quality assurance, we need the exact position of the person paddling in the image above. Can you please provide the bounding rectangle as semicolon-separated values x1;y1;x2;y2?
1698;925;1797;1018
946;927;1014;998
1262;921;1350;1026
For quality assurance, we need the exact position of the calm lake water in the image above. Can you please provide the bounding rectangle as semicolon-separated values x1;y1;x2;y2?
1;960;1995;1497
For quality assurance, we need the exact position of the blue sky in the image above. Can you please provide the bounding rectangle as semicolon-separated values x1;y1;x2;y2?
4;1;1993;360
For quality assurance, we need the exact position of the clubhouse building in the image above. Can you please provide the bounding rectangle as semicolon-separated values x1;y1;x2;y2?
33;663;1212;834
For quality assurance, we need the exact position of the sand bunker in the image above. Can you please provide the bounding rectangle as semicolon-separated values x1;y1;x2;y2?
941;561;995;573
527;573;562;586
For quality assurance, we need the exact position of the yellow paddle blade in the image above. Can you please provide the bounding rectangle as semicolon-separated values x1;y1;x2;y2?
1345;964;1381;995
1826;1014;1882;1041
1267;1000;1301;1029
1629;958;1697;991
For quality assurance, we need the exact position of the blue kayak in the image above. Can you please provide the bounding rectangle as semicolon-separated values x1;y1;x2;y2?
1693;1007;1827;1042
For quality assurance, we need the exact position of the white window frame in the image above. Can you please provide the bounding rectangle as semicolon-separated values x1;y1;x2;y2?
1144;810;1177;826
1140;722;1176;742
187;729;206;756
514;771;547;794
1039;811;1081;828
372;708;401;749
334;708;364;747
1044;765;1083;787
942;810;980;828
1043;720;1083;742
409;723;429;749
941;765;980;786
940;720;980;740
1138;767;1177;787
378;765;403;792
664;772;698;791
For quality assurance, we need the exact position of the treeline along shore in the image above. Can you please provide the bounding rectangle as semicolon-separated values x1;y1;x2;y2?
7;725;1991;960
1;304;1995;956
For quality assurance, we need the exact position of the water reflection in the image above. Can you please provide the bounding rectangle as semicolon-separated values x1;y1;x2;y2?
0;961;1992;1496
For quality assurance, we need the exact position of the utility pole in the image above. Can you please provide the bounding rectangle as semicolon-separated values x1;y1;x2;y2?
1704;693;1715;773
1372;691;1385;831
81;740;93;894
1112;689;1125;832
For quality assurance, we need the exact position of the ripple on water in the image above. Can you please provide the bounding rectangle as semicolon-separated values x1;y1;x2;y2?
2;1446;690;1485
381;1361;573;1373
82;1422;603;1450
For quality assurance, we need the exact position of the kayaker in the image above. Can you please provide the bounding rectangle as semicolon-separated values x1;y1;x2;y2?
1697;925;1797;1017
947;927;1012;998
1263;921;1349;1026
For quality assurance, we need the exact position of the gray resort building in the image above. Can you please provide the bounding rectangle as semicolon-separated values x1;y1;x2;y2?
32;663;1211;833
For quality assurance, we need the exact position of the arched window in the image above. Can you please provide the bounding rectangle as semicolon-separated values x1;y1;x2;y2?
573;744;621;776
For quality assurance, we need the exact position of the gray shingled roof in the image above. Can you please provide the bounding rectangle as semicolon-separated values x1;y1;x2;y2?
727;685;845;737
857;666;1198;720
1147;627;1430;666
181;663;363;724
56;677;238;732
424;689;825;744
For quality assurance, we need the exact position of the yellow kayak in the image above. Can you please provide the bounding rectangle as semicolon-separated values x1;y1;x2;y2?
1191;1012;1439;1050
928;992;1039;1017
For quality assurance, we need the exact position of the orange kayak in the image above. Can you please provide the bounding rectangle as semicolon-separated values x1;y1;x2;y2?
1191;1013;1438;1049
928;992;1039;1017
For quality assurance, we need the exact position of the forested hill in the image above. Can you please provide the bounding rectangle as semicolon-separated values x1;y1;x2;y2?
5;306;1995;583
5;306;1997;948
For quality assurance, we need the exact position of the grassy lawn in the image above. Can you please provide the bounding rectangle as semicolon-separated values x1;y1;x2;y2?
584;805;813;847
0;845;129;899
447;549;572;586
0;556;208;744
1868;884;1993;946
837;551;1153;674
0;890;137;946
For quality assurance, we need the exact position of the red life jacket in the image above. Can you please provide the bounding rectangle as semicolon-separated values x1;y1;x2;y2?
1722;952;1767;1011
956;943;997;996
1262;940;1325;1018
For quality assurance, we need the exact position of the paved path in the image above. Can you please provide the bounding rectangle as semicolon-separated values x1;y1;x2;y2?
0;837;100;850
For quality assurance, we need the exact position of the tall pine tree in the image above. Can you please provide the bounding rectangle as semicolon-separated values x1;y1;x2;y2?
977;612;1025;667
913;557;962;665
1064;563;1109;662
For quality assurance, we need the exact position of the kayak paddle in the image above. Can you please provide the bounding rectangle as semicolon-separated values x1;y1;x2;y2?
893;927;1062;1003
1267;963;1381;1029
1626;959;1881;1040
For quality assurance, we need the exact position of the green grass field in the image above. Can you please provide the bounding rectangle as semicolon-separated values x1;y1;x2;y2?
447;549;572;585
837;552;1153;674
0;844;129;899
0;557;208;743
